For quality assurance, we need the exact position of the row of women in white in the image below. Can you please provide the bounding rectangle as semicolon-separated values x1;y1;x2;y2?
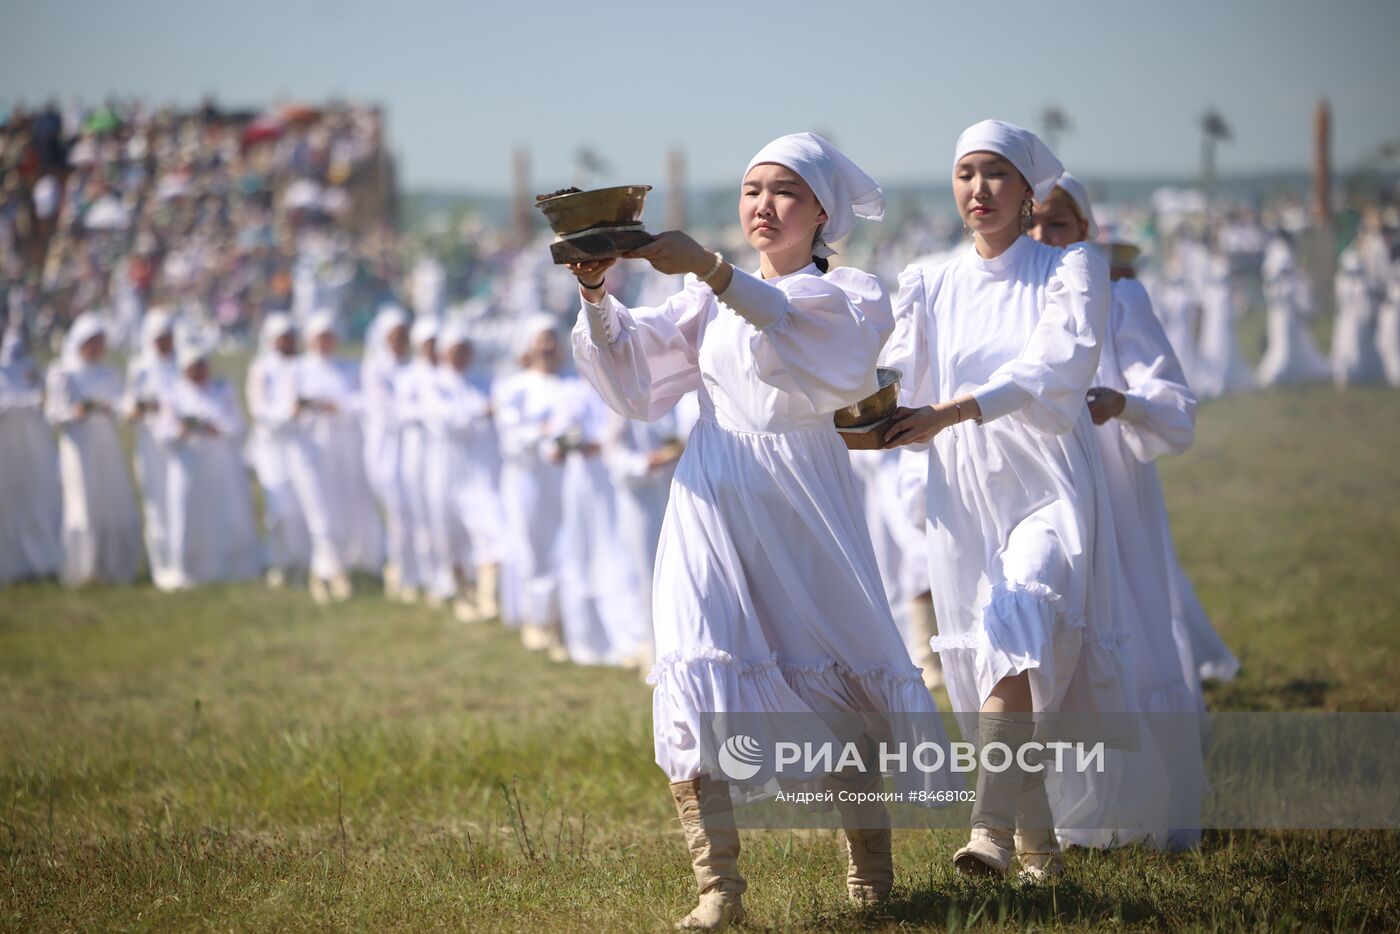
564;123;1256;929
0;299;698;670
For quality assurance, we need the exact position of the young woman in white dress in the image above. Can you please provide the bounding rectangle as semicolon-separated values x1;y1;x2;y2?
245;314;312;586
571;132;955;928
394;316;443;605
0;319;64;584
289;312;385;603
123;310;181;589
154;337;261;590
361;306;415;598
1030;174;1209;850
493;316;569;660
45;313;143;585
882;121;1131;880
424;322;504;622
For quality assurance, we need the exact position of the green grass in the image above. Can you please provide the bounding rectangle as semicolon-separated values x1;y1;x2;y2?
3;386;1399;931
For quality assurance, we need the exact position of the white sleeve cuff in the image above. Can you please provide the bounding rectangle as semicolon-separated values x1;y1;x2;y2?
582;295;622;345
972;376;1031;424
1119;391;1149;423
717;267;788;331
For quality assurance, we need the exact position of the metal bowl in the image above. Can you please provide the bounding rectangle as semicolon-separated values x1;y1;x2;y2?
833;366;902;429
535;185;653;236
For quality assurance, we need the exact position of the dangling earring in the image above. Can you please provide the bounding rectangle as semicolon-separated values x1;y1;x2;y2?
1020;198;1034;233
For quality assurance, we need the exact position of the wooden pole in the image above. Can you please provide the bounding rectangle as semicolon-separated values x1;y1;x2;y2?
512;146;533;247
666;148;686;232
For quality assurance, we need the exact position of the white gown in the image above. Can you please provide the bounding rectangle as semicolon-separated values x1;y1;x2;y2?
124;352;181;588
0;350;64;583
1331;255;1387;387
1257;242;1330;386
394;358;442;594
573;264;954;798
1380;273;1400;388
1193;263;1256;399
289;352;385;579
885;238;1133;741
245;350;312;574
604;394;700;664
554;379;637;666
362;350;413;583
154;377;261;588
492;369;566;629
424;365;504;599
45;361;142;584
1056;276;1208;850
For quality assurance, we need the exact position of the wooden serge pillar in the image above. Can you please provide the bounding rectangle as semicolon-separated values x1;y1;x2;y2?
1311;98;1336;315
512;146;533;247
666;148;686;232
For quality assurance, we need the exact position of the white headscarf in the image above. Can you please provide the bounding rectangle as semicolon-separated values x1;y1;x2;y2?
138;308;177;367
61;312;108;370
439;319;470;352
953;120;1064;201
409;316;439;349
363;304;409;368
176;331;213;370
257;312;295;358
514;313;559;359
305;310;339;344
744;132;885;258
1053;172;1098;239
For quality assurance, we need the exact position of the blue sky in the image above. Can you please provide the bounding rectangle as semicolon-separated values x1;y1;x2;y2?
3;0;1398;193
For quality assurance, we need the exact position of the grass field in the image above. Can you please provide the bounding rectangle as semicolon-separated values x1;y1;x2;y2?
3;385;1399;931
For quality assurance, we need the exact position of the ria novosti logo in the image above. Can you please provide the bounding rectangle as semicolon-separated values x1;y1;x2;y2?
718;734;764;781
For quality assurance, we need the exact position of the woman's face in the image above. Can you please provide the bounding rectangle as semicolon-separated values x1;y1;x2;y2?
274;332;297;356
952;152;1032;239
312;332;338;356
185;358;210;385
739;163;828;258
386;323;408;359
447;342;471;372
529;330;560;373
154;331;175;356
419;337;437;364
1029;188;1088;248
80;333;106;363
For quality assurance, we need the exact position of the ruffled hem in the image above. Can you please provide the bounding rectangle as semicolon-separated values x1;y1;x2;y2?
648;646;962;804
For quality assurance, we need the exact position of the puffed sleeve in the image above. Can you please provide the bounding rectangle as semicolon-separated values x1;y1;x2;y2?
720;266;893;412
883;264;937;410
1109;278;1197;461
572;281;708;421
972;243;1109;434
44;368;80;424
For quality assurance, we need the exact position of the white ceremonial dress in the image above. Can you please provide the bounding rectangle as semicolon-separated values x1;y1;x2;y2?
0;352;64;583
1055;276;1209;850
45;361;142;584
554;378;637;666
154;377;261;588
1331;254;1387;387
603;393;700;666
493;369;566;630
245;351;312;575
361;349;414;584
394;358;442;595
289;352;385;579
885;238;1134;740
1193;263;1256;399
424;365;504;599
124;351;181;588
1257;242;1330;387
574;264;955;800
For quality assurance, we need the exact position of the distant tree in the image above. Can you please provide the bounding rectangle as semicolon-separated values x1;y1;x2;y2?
1200;109;1233;193
1041;105;1072;155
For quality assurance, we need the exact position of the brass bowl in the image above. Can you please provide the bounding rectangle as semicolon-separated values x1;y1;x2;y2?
833;366;901;429
535;185;653;236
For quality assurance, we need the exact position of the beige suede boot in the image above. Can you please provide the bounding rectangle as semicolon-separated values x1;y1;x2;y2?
670;775;747;930
1014;762;1064;883
953;712;1034;878
831;768;893;905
